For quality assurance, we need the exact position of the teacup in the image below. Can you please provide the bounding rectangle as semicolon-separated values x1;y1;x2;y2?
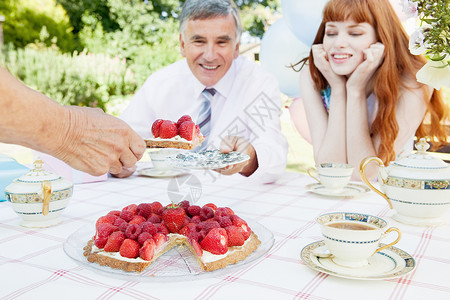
316;212;401;268
307;163;354;191
148;148;180;171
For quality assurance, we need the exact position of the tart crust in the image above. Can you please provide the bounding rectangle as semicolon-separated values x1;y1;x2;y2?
145;134;205;150
83;232;261;273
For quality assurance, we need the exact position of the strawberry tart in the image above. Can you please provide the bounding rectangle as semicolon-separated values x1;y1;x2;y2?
83;201;261;273
145;115;205;150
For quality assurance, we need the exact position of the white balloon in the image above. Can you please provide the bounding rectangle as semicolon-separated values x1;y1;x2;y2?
282;0;329;46
260;18;310;98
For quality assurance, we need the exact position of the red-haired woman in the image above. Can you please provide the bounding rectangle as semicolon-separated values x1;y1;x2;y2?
293;0;448;179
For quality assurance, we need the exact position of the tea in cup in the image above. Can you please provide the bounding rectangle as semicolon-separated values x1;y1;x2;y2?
316;212;401;268
149;149;180;171
307;163;354;191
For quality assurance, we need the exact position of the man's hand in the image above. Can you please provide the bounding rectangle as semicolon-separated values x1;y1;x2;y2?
52;106;146;177
214;136;258;176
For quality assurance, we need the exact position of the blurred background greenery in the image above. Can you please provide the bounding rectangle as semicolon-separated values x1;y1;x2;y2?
0;0;447;172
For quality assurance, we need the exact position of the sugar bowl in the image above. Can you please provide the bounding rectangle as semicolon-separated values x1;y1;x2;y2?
360;139;450;226
5;159;73;227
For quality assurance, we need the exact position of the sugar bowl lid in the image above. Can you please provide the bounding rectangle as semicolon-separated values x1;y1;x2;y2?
389;139;449;180
5;160;73;195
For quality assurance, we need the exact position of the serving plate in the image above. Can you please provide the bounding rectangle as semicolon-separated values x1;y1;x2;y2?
64;219;274;282
167;150;250;170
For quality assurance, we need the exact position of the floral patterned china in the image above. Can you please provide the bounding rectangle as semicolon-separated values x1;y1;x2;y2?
167;150;250;170
360;139;450;226
5;159;73;228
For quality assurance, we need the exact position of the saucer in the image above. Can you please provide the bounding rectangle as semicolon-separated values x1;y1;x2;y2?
306;183;369;198
300;241;415;280
392;213;446;226
138;168;188;178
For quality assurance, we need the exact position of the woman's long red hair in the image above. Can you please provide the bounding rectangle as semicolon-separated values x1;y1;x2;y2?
300;0;448;164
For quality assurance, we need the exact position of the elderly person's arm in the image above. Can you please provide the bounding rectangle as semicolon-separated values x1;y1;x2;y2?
0;66;145;176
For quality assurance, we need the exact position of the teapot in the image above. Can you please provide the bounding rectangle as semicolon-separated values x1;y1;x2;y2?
5;159;73;228
360;139;450;226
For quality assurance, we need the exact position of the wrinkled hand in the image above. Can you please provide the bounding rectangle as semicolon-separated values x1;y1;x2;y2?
214;136;258;176
312;44;346;87
52;106;146;177
347;42;385;89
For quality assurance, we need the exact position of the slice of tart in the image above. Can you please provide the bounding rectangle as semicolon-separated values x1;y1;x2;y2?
83;202;261;273
145;115;205;150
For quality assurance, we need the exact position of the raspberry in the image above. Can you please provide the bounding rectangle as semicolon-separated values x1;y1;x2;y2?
104;231;125;252
151;119;164;138
186;231;202;243
94;236;108;248
150;201;163;214
137;232;153;245
148;213;161;224
176;115;193;127
119;239;140;258
217;216;233;228
202;221;220;233
129;215;146;225
120;210;134;222
140;239;156;261
179;200;190;211
159;120;178;139
96;223;117;238
199;206;214;221
125;223;141;240
178;121;196;141
141;222;157;235
215;207;231;217
187;205;201;217
155;223;169;235
118;222;128;232
137;203;153;219
191;215;202;223
113;217;127;227
179;223;196;236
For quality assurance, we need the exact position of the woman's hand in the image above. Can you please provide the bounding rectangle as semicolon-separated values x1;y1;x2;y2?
347;42;385;90
312;44;346;88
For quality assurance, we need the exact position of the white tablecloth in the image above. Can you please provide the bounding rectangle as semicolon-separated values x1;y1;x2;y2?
1;163;450;299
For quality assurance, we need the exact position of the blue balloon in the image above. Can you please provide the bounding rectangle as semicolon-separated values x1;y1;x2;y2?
260;18;310;98
282;0;329;46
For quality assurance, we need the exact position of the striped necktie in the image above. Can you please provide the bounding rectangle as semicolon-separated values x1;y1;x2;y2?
196;88;215;151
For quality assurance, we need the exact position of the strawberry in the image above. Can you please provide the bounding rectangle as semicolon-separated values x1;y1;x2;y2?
151;119;164;137
179;223;197;236
225;225;245;247
96;215;117;229
123;204;138;215
159;120;178;139
161;204;187;233
94;236;108;248
139;239;156;261
107;210;121;217
119;239;140;258
153;233;168;251
204;203;217;211
178;121;196;141
96;223;117;238
129;215;146;225
200;228;228;255
104;231;125;252
176;115;193;127
189;238;203;257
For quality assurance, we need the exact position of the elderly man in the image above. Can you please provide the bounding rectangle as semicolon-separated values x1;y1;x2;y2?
119;0;287;183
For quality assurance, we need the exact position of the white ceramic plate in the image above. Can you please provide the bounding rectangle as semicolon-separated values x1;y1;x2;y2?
138;167;188;178
63;219;274;282
300;241;415;280
167;150;250;170
306;183;370;198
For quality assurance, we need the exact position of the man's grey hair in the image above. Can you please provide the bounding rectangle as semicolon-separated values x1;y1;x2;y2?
179;0;242;42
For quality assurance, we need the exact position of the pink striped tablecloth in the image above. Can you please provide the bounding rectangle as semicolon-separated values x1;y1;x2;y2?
1;164;449;300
